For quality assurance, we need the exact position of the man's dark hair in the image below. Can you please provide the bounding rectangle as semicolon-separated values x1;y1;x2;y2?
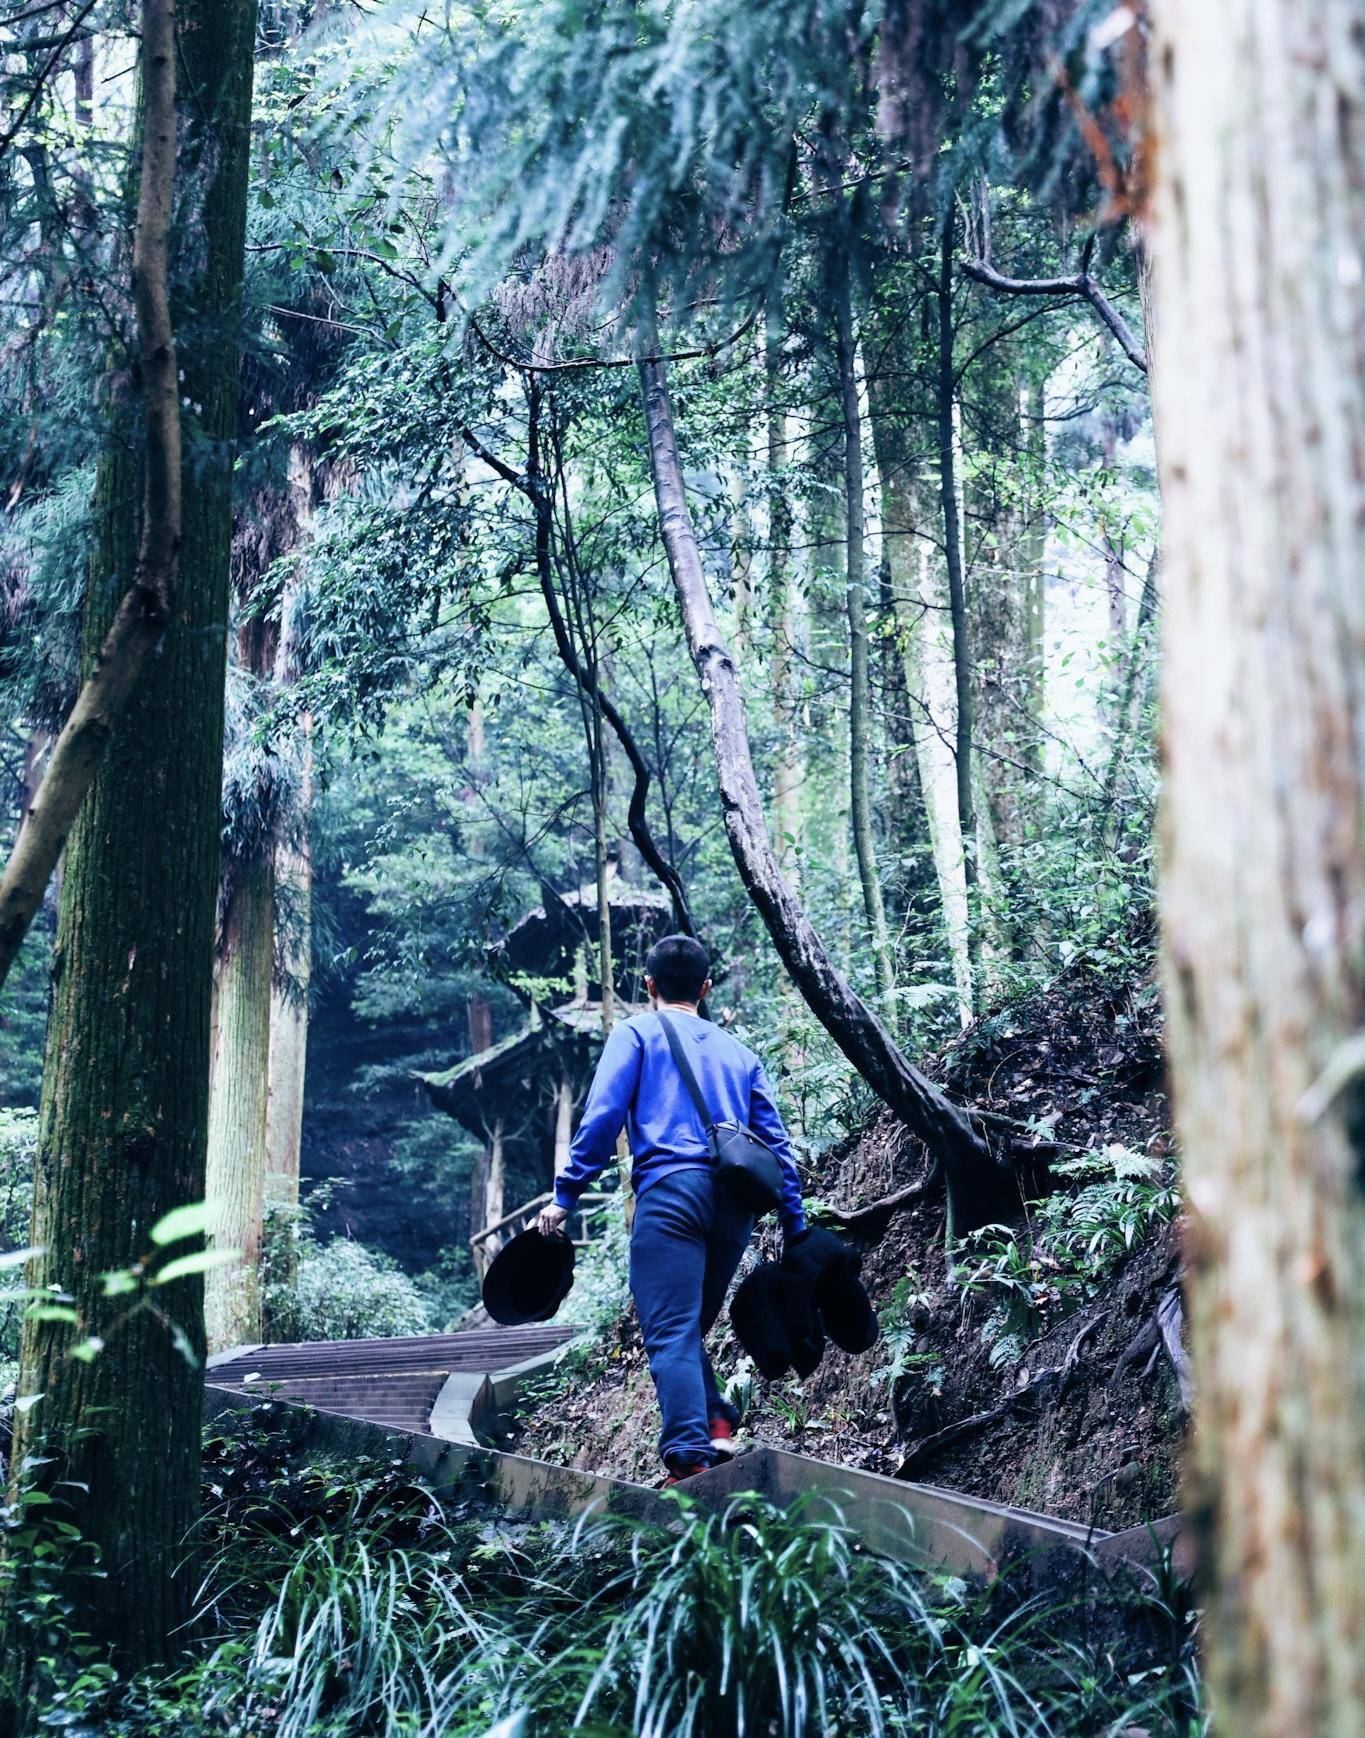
646;934;710;1003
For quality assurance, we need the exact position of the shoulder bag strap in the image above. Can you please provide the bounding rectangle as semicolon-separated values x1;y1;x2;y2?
657;1012;715;1135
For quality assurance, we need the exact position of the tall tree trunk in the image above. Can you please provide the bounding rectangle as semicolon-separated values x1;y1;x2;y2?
1020;372;1047;769
204;844;274;1351
834;259;895;1013
964;331;1030;855
205;597;280;1351
0;0;186;989
728;468;754;654
806;404;852;910
485;1118;506;1229
637;330;1013;1232
765;305;801;879
1099;547;1159;839
265;776;312;1207
1152;1;1365;1731
937;216;981;1001
264;455;316;1207
553;1073;573;1179
5;0;257;1696
865;272;974;1025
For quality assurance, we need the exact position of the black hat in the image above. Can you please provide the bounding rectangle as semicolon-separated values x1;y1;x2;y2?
782;1228;879;1355
730;1261;825;1379
482;1228;575;1326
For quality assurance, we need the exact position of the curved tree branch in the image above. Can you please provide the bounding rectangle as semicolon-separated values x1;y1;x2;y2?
526;392;697;937
961;253;1148;375
454;402;697;937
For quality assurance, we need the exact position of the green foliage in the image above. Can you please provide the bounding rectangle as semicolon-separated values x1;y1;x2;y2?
262;1193;432;1344
558;1201;631;1338
876;1269;943;1393
78;1419;1203;1736
0;1437;119;1728
954;1147;1180;1368
0;1108;37;1369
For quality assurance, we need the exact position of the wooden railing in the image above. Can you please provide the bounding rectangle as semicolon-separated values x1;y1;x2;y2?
468;1189;614;1277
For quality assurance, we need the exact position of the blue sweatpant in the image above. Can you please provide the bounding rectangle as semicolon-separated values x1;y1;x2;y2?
629;1166;754;1471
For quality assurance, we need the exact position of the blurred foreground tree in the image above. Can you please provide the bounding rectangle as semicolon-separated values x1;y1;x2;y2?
1152;0;1365;1731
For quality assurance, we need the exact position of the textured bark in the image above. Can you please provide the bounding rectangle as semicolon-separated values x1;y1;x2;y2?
0;0;181;988
5;0;257;1690
638;337;1012;1227
834;262;895;1012
866;290;974;1025
1020;373;1047;767
264;449;316;1206
485;1119;506;1229
265;763;312;1199
553;1073;573;1178
204;847;275;1351
1152;1;1365;1731
965;337;1031;854
937;219;981;999
765;306;801;877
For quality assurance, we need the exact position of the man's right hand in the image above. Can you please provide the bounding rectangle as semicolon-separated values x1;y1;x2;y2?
536;1201;570;1239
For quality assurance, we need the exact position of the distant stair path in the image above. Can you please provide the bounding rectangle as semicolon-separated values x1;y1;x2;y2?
207;1326;575;1436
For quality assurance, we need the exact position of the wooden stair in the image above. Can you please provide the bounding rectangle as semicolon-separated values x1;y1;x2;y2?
208;1325;574;1436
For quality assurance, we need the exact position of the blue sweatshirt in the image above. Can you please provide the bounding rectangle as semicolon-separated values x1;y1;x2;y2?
554;1010;806;1234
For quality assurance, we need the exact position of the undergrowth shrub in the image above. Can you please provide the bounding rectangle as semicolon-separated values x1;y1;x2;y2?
953;1145;1180;1368
80;1407;1203;1737
0;1108;37;1374
261;1188;431;1343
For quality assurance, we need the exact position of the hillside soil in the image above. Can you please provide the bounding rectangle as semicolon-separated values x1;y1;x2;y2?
512;953;1186;1534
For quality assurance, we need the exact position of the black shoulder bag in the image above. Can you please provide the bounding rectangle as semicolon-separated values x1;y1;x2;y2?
657;1013;786;1215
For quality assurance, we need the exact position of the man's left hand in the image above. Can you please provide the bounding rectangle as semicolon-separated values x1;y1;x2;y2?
536;1202;570;1239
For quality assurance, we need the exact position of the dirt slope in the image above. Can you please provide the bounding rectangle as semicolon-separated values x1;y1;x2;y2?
514;951;1185;1532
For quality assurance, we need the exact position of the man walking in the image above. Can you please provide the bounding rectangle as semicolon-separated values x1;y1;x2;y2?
537;934;806;1484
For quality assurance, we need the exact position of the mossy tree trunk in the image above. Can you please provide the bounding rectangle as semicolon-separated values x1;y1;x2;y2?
5;0;257;1696
935;215;981;1001
1152;0;1365;1730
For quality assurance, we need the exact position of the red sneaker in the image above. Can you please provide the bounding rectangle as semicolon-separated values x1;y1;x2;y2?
709;1418;737;1459
662;1462;708;1489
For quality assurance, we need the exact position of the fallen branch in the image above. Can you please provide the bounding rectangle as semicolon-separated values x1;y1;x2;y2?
813;1165;942;1241
895;1366;1067;1482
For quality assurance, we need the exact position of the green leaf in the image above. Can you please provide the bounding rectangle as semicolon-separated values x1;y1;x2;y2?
170;1324;200;1370
70;1337;105;1364
0;1246;42;1270
27;1304;79;1325
153;1248;240;1286
101;1269;140;1297
150;1201;219;1246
